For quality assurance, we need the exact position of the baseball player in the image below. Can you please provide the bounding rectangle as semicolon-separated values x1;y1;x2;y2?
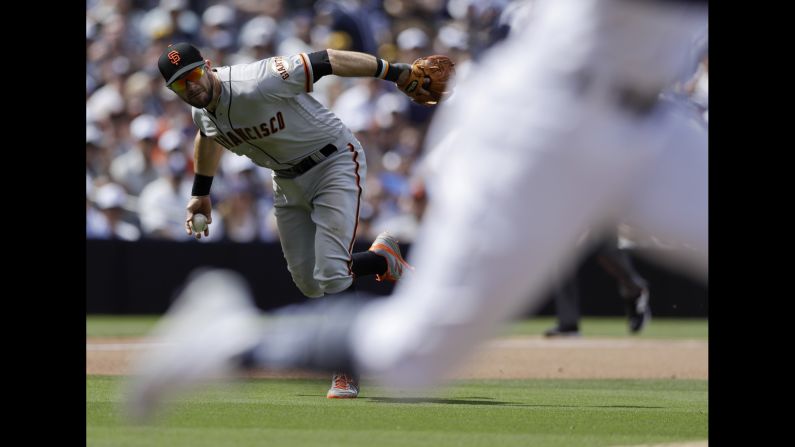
545;231;651;337
156;43;452;398
129;0;706;419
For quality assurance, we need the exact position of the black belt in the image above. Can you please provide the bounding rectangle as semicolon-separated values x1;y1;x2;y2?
274;144;338;178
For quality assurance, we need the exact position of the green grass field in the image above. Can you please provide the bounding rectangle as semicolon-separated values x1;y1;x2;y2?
87;376;707;447
87;316;707;446
87;315;708;339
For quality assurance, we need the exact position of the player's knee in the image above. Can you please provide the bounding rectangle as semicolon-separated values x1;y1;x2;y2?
291;272;324;298
320;276;354;295
295;281;324;298
314;259;353;295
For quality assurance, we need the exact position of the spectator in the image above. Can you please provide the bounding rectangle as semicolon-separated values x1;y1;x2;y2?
90;182;141;241
110;114;161;195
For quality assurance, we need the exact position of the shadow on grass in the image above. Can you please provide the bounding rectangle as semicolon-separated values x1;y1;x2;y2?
294;394;514;406
368;397;520;406
295;394;662;409
366;397;662;409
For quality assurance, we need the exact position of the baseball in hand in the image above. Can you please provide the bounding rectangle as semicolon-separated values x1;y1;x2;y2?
192;213;208;233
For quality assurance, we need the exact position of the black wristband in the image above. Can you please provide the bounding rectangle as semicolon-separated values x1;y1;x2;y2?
192;174;214;196
308;50;332;82
385;63;410;83
374;58;384;78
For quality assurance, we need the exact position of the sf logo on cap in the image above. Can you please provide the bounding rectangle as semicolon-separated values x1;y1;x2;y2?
168;50;181;65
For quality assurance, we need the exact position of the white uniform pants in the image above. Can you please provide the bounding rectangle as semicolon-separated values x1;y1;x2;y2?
272;140;367;297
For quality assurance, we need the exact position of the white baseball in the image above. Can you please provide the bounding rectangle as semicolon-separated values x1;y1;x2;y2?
192;213;208;232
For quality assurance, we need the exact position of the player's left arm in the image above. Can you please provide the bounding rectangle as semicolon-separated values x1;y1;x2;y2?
255;50;413;98
315;49;455;105
327;50;409;80
309;49;423;94
258;49;450;103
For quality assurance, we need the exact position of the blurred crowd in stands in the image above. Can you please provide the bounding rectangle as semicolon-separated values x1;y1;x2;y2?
87;0;707;244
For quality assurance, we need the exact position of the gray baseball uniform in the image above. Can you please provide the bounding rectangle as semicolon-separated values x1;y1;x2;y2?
191;53;367;297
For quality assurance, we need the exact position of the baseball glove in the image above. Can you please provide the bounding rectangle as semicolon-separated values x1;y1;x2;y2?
396;55;455;106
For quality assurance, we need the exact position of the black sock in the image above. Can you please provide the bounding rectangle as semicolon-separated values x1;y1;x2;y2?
351;251;387;277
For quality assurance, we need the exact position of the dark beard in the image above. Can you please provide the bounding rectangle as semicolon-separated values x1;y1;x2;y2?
188;91;212;109
196;93;212;109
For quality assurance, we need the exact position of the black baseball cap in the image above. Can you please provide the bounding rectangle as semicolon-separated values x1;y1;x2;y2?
158;43;205;85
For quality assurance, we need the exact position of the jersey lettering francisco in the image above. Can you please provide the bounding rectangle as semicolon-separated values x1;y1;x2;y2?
191;54;348;170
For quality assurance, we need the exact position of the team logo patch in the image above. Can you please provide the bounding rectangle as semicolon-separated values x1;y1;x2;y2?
168;50;181;65
271;57;291;80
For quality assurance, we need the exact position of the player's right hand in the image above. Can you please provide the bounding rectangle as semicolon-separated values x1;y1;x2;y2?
186;195;213;239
